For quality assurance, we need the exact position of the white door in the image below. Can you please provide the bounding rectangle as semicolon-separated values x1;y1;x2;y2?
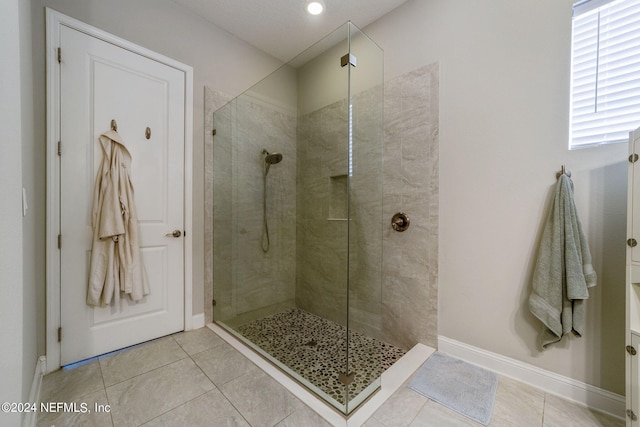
59;25;185;365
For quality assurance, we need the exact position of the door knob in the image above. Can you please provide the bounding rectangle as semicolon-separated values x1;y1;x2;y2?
165;230;182;238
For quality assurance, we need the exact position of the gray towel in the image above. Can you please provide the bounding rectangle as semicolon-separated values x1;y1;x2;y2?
528;174;597;348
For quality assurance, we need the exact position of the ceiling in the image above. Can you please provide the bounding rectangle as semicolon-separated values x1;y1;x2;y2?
171;0;409;62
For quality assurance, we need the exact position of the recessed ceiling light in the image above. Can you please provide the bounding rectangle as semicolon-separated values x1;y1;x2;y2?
306;2;324;15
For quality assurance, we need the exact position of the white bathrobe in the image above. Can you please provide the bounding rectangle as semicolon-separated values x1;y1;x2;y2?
87;130;149;306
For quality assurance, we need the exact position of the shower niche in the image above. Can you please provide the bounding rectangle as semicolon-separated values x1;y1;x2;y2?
329;174;348;220
210;22;400;414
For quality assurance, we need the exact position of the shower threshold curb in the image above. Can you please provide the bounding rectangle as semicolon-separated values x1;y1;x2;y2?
208;322;435;427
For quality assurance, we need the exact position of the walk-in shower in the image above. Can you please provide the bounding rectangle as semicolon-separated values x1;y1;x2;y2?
211;22;399;414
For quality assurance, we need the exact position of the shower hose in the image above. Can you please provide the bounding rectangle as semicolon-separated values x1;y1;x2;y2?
262;166;270;253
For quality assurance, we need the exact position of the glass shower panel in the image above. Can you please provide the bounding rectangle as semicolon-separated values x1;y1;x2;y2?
232;66;298;324
211;99;234;323
296;24;351;412
346;23;385;412
212;21;385;415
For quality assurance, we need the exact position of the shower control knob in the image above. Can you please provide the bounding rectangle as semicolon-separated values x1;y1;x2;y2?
391;212;410;232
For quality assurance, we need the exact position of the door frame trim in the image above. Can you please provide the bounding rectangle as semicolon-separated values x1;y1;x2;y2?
45;8;193;373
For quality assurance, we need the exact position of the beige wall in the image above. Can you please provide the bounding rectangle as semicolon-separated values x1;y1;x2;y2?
1;0;26;414
366;0;626;394
21;0;39;402
28;0;283;354
296;23;383;115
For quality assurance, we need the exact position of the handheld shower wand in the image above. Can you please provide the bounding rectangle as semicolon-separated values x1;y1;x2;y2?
261;150;283;252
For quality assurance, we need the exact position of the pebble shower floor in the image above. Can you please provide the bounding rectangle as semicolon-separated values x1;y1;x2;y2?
236;308;406;405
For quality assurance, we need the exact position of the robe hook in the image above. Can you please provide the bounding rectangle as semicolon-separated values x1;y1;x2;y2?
110;119;118;132
556;165;571;179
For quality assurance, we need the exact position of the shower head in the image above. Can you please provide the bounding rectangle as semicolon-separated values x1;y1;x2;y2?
262;150;283;176
264;151;283;165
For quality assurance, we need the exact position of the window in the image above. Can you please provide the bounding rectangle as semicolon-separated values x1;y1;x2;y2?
569;0;640;149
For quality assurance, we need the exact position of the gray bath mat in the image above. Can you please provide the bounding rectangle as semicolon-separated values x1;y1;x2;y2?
408;352;498;425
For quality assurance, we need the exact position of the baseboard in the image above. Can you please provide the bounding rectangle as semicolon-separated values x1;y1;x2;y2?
191;313;205;330
437;336;625;419
22;355;46;427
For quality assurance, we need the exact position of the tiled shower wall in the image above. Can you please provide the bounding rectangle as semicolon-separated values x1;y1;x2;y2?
381;64;439;350
205;88;297;324
295;88;385;340
204;62;439;350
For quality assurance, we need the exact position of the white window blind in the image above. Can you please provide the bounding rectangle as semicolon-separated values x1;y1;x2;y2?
569;0;640;149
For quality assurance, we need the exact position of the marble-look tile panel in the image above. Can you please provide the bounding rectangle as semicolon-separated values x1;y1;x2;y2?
382;273;437;351
409;400;479;427
142;388;249;427
221;365;303;427
490;376;544;427
297;176;330;221
382;63;439;350
369;385;428;427
296;98;355;328
233;95;297;317
40;359;104;405
191;340;254;387
172;326;225;356
207;86;298;323
274;405;333;427
106;358;214;427
99;336;188;387
542;394;624;427
296;63;438;350
36;388;113;427
362;417;389;427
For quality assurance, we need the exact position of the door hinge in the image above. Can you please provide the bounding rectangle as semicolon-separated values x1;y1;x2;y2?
57;47;61;63
57;141;61;156
630;153;639;163
57;327;62;342
340;53;357;68
212;299;216;306
627;345;637;356
57;234;61;249
628;409;638;421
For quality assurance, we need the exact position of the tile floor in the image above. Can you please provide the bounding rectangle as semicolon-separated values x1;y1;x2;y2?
37;327;624;427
